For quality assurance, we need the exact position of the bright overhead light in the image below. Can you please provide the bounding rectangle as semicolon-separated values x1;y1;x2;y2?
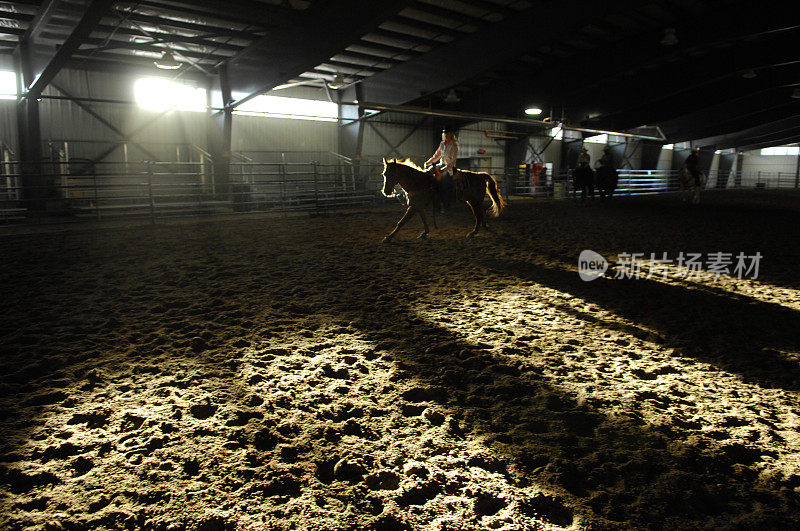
660;28;678;46
741;69;757;79
525;107;543;116
328;74;346;89
154;51;181;70
444;88;460;103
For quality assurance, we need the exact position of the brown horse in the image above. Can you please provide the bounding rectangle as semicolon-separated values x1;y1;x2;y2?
380;158;506;242
678;166;704;204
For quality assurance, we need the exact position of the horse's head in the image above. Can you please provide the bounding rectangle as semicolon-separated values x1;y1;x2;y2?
381;158;399;197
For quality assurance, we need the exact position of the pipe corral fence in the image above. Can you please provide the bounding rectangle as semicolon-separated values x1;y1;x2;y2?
0;155;795;223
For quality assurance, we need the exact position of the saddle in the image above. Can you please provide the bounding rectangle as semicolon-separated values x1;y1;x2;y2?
427;166;464;190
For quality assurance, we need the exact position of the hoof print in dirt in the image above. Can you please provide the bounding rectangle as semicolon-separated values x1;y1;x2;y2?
23;390;69;407
401;387;447;403
67;411;110;429
2;468;61;494
473;492;506;516
252;427;279;451
38;442;80;463
400;404;426;417
189;403;218;420
368;513;411;531
320;364;350;379
365;470;401;491
197;514;236;531
333;458;366;481
183;458;200;476
519;494;574;527
467;454;507;474
402;462;429;479
395;481;442;507
252;474;302;500
189;337;208;353
422;408;445;426
71;456;94;476
225;410;264;427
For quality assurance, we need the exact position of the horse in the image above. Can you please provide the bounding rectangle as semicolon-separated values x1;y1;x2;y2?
595;165;618;201
572;164;595;201
380;158;506;242
678;167;704;204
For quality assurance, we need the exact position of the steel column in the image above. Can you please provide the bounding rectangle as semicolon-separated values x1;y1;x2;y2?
207;65;232;199
25;0;116;98
14;43;45;210
640;141;663;170
717;152;736;188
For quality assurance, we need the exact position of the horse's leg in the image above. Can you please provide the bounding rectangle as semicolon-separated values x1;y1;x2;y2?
417;206;431;239
430;192;438;230
466;198;481;238
382;206;414;243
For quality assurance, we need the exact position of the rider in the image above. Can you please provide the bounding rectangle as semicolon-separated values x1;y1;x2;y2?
578;147;591;167
596;145;618;201
425;126;459;211
574;147;594;201
598;145;614;169
685;147;701;187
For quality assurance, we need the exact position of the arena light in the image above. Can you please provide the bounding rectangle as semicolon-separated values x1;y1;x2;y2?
525;107;543;116
660;28;678;46
444;89;460;103
154;50;181;70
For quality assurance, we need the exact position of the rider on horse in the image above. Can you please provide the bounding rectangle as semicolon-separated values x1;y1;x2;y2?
685;147;701;187
425;126;459;212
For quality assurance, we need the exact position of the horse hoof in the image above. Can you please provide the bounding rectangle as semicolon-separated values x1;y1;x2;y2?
466;232;476;239
417;233;428;239
381;235;392;244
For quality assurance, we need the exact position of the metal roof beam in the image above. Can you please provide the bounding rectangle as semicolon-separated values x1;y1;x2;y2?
691;116;800;150
25;0;116;98
223;1;410;107
121;12;263;39
341;1;643;106
22;0;61;43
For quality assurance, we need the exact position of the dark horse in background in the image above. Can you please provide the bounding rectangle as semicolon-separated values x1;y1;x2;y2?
596;165;619;201
381;158;506;242
572;164;595;201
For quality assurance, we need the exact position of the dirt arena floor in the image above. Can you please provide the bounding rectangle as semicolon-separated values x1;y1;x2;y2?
1;190;799;530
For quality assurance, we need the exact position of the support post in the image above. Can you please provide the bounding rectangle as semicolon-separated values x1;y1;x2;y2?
795;150;800;189
14;43;46;212
640;140;663;170
313;161;319;212
207;65;232;200
717;152;735;189
147;160;155;225
338;84;365;188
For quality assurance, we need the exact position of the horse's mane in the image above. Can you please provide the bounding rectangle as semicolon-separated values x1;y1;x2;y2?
385;158;426;173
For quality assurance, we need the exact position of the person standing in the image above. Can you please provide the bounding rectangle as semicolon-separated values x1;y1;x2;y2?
685;147;701;187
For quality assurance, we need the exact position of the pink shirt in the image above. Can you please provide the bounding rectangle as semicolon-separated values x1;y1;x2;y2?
427;140;458;173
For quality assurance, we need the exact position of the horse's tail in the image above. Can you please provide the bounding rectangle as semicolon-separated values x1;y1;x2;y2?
484;173;507;218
